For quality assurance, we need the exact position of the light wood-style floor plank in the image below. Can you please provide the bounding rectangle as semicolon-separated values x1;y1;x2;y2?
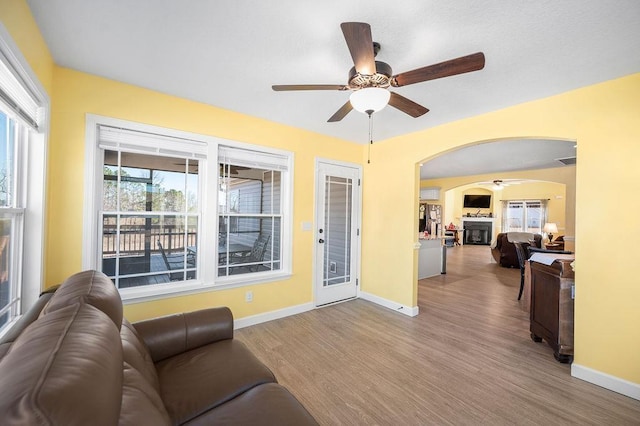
236;245;640;425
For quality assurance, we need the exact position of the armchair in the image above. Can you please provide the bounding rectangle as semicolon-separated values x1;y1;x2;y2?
491;232;542;268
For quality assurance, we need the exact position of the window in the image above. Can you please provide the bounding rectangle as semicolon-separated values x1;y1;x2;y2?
217;146;287;277
502;200;548;233
0;26;48;335
95;125;204;290
84;116;293;301
0;110;22;330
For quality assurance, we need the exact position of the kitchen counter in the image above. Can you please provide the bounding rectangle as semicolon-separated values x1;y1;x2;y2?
418;237;444;279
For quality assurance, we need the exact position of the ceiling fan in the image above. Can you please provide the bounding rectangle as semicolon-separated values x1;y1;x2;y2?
219;164;251;176
477;179;527;190
272;22;485;122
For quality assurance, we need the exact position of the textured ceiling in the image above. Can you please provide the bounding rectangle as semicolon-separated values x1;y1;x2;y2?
25;1;639;179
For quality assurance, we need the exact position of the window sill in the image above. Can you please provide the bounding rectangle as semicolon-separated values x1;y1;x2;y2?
120;271;292;305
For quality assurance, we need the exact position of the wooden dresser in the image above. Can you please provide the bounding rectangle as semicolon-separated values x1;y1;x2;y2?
529;259;575;363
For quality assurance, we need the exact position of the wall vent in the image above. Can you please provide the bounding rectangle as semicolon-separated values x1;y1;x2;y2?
557;156;576;165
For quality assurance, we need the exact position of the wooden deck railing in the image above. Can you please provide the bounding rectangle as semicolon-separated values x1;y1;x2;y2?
102;224;197;257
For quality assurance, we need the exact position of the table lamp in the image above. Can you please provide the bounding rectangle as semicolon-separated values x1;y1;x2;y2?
543;222;558;242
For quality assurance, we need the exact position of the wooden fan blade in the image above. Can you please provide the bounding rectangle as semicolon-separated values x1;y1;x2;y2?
327;101;353;122
392;52;485;87
388;92;429;118
272;84;348;91
340;22;376;75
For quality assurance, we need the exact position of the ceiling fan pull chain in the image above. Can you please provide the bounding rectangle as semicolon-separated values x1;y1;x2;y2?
367;111;373;164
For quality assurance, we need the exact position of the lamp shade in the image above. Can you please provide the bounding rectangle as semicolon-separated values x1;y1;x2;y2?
349;87;390;113
543;222;558;234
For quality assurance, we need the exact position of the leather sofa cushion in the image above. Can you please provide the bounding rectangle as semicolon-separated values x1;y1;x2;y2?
121;318;161;391
120;362;171;426
0;303;123;426
185;383;319;426
156;339;277;424
42;270;123;329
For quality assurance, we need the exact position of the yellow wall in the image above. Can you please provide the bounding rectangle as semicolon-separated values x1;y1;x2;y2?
363;74;640;384
1;0;362;324
0;0;53;94
49;67;362;321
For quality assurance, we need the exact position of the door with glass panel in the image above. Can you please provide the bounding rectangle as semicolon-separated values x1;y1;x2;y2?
315;161;361;306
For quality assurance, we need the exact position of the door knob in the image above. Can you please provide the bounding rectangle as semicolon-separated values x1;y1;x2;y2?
318;239;325;244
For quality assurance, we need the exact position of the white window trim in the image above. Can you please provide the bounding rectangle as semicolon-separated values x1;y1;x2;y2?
501;199;548;233
83;115;293;303
0;23;49;336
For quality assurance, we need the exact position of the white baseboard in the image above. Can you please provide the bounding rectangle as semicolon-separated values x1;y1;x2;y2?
234;302;315;330
359;291;419;317
571;363;640;401
234;293;419;330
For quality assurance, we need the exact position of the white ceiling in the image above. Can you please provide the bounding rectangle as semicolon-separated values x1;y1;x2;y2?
420;139;576;179
25;1;639;179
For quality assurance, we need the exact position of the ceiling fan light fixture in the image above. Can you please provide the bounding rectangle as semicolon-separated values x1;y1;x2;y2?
349;87;390;114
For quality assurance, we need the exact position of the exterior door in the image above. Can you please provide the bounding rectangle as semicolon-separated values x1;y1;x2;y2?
315;160;361;306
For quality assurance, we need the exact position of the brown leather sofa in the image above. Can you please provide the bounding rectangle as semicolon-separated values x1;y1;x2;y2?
491;232;542;268
0;270;318;425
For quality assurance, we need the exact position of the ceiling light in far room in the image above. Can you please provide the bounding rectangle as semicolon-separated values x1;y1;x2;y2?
349;87;390;115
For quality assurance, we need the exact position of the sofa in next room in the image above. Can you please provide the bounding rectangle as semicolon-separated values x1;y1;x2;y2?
491;232;542;268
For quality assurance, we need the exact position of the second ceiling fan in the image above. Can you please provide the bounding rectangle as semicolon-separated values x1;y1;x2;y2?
272;22;485;122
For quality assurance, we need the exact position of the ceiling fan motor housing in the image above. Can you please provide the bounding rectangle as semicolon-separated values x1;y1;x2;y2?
348;61;393;89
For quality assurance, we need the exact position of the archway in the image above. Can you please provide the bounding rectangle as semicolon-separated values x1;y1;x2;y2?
417;138;576;251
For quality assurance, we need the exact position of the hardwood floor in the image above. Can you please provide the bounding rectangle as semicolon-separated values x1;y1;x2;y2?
235;245;640;425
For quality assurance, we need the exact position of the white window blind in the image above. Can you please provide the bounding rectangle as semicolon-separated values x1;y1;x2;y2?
218;145;289;171
0;52;42;130
98;125;207;159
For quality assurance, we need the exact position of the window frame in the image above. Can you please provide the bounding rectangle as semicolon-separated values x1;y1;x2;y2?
215;145;289;282
502;199;548;234
0;24;49;337
83;115;293;303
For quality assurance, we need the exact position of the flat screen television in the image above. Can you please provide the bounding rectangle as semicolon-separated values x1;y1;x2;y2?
463;194;491;208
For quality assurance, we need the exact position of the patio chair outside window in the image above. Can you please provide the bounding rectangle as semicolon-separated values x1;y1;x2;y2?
231;234;270;272
157;240;195;281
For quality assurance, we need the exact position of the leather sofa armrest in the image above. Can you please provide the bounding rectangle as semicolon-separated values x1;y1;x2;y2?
133;307;234;363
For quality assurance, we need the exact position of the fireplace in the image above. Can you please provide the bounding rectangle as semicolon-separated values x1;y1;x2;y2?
463;220;492;245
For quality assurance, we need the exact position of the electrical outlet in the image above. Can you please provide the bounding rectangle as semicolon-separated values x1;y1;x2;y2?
245;291;253;302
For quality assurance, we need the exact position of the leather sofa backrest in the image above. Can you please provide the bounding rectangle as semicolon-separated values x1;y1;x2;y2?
0;303;124;426
41;270;123;329
0;270;174;425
